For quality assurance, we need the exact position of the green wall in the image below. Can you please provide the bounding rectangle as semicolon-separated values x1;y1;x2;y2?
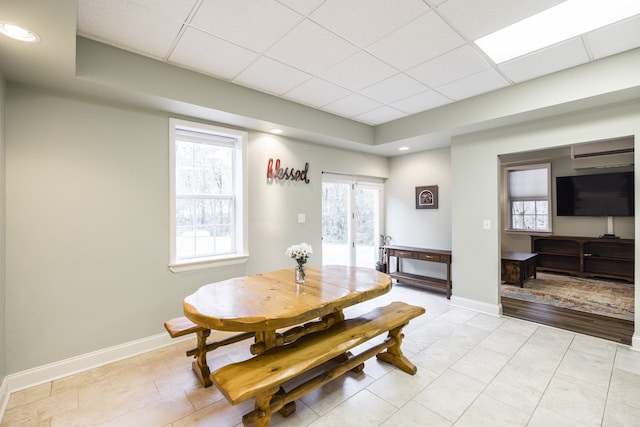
4;84;389;373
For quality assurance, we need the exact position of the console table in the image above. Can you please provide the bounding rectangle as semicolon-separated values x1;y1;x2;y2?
385;245;452;298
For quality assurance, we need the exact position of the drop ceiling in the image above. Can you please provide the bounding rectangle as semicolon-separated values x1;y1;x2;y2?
1;0;640;156
76;0;640;126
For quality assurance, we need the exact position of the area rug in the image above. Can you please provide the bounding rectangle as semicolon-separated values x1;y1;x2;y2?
501;272;634;321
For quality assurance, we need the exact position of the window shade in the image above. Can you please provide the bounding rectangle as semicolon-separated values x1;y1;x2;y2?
508;168;548;198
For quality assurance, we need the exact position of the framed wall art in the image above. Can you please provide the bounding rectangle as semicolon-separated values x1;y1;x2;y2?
416;185;438;209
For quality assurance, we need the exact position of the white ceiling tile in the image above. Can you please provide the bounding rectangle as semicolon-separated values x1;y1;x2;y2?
190;0;302;53
436;68;509;100
320;51;397;91
354;106;407;125
77;0;196;58
323;94;382;118
407;45;490;88
284;78;351;108
265;20;359;74
169;28;259;80
391;90;452;114
360;74;428;104
437;0;564;40
368;11;466;70
309;0;430;47
234;57;312;95
78;0;640;124
586;15;640;60
277;0;325;16
499;38;590;83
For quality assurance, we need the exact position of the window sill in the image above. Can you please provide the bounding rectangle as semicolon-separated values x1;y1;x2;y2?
169;254;249;273
505;229;552;236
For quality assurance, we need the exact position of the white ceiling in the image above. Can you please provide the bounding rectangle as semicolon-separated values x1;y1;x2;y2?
76;0;640;126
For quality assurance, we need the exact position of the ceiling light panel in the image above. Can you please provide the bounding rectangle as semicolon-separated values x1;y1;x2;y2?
475;0;640;63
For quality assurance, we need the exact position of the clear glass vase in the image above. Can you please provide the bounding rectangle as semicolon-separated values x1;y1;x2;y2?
295;264;306;284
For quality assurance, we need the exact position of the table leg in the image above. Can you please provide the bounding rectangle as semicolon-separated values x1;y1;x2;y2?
192;329;212;387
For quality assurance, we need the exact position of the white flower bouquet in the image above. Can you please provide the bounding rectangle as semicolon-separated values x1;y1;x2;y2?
285;243;313;267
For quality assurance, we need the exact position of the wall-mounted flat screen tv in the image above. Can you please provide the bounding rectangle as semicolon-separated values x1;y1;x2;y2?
556;171;634;216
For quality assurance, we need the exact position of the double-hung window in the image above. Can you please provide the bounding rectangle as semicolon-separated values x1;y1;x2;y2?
505;163;551;232
169;119;248;272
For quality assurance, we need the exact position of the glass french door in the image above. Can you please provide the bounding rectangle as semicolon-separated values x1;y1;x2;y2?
322;175;383;268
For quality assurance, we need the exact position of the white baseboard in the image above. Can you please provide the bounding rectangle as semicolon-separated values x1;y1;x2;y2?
0;332;190;420
450;295;502;317
632;334;640;351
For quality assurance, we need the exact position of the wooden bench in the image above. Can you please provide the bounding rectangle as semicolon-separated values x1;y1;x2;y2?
164;316;254;387
211;301;425;426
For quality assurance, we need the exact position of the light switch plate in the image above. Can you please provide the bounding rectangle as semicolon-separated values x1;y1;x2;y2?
298;213;306;223
483;219;491;230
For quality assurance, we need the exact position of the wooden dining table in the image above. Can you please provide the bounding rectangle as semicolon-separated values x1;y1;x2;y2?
183;265;392;355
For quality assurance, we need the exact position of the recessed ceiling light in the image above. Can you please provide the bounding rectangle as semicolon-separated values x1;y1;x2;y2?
270;128;283;134
475;0;640;63
399;146;409;151
0;22;40;43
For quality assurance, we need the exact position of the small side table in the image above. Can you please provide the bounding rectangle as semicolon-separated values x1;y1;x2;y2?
501;252;537;288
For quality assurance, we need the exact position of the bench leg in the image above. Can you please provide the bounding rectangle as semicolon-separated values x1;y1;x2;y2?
243;386;280;427
376;324;417;375
276;387;297;417
192;329;213;388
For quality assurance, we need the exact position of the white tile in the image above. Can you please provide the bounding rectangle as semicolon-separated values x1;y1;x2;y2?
299;371;376;416
307;389;396;426
499;38;590;83
569;334;617;360
169;28;258;80
360;74;428;104
323;93;382;118
367;11;466;70
278;0;325;16
413;369;486;422
608;367;640;410
602;398;640;427
77;0;193;59
284;78;351;108
613;346;640;376
234;57;311;95
391;90;452;114
266;20;359;74
190;0;303;53
354;106;407;125
381;400;452;427
455;394;530;427
309;0;430;47
451;346;511;383
483;364;547;414
586;15;640;60
320;51;398;91
557;348;614;387
527;406;586;427
367;366;437;408
436;68;509;101
538;373;608;426
437;0;565;40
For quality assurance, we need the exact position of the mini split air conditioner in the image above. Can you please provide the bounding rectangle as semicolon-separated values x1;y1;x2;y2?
571;137;634;169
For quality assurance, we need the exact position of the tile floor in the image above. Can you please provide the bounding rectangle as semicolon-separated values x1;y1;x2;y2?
3;283;640;426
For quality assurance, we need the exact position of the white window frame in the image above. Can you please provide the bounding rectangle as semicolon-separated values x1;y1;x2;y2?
504;163;552;233
169;118;248;273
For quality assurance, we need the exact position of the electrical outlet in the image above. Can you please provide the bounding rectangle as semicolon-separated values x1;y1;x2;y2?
483;219;491;230
298;213;306;223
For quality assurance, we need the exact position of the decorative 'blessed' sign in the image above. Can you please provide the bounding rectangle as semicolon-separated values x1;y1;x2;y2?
266;158;310;184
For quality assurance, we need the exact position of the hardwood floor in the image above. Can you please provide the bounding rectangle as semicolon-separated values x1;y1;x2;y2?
501;296;634;345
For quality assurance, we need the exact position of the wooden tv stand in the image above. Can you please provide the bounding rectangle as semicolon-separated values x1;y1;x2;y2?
385;245;452;298
530;235;634;282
